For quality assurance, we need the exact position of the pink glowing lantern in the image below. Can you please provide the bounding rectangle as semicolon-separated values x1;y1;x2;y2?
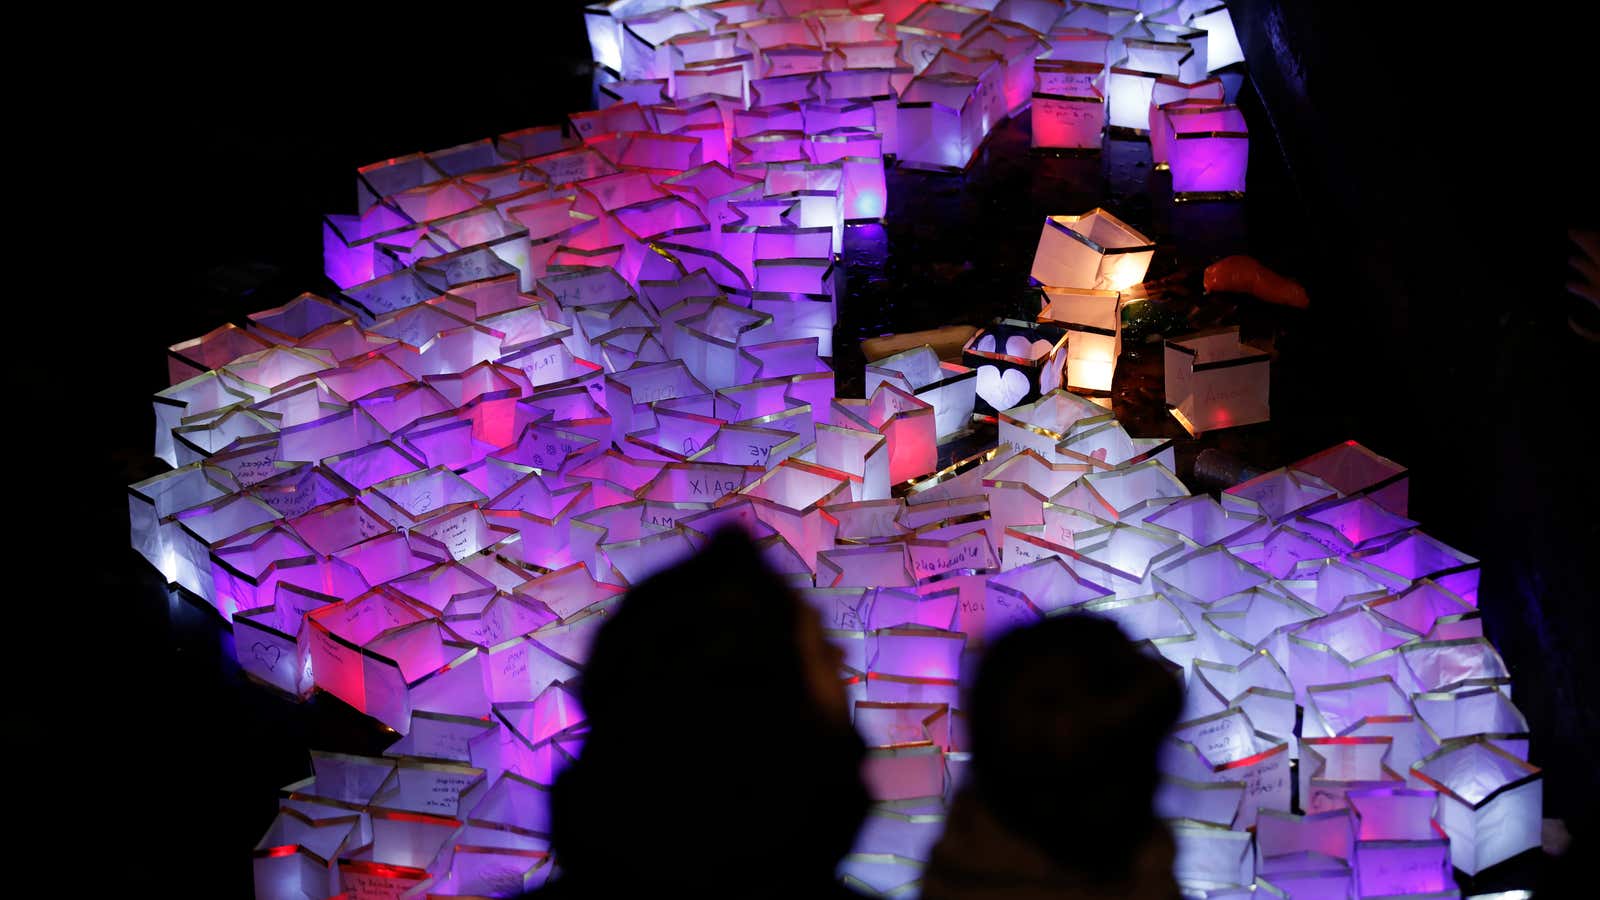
731;458;852;569
1409;738;1542;875
811;421;891;501
1291;441;1409;517
831;384;938;485
863;744;948;803
1030;62;1106;150
1254;808;1354;875
1149;75;1224;142
1346;788;1454;898
1164;325;1271;435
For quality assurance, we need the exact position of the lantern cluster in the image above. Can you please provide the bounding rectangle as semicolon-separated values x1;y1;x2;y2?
582;0;1241;171
129;5;1534;898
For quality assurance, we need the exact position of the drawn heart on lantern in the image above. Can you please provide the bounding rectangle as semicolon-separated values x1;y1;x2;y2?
976;365;1031;411
1004;335;1035;359
918;45;937;66
252;642;282;670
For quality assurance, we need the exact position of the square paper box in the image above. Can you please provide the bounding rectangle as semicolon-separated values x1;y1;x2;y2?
1164;326;1270;434
896;72;989;172
864;344;978;440
1164;103;1248;199
1031;208;1156;291
1031;60;1106;151
1409;738;1542;875
1347;788;1454;898
1291;440;1410;517
962;319;1070;415
1038;286;1123;392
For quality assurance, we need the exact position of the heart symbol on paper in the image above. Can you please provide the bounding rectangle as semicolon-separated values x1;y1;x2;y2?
976;365;1031;411
1003;335;1035;359
252;642;282;670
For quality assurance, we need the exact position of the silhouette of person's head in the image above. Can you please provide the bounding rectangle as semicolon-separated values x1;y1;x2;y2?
544;527;869;896
967;614;1182;884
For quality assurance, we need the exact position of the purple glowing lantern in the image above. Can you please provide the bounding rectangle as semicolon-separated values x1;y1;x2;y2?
1158;103;1248;199
1347;788;1454;898
1409;738;1543;875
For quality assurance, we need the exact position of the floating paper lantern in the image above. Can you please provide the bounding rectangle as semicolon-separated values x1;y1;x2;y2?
1030;59;1106;150
897;71;989;171
833;383;939;485
1409;738;1543;875
1038;286;1122;391
961;319;1070;414
1107;40;1192;132
1160;103;1248;199
1031;208;1156;291
864;344;978;440
1347;788;1454;898
1164;325;1270;434
1291;441;1410;517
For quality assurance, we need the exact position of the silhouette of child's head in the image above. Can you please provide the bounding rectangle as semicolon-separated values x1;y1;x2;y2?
967;613;1182;882
548;527;868;893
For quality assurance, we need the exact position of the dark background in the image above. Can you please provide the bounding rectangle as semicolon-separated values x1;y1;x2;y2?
25;1;1595;894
